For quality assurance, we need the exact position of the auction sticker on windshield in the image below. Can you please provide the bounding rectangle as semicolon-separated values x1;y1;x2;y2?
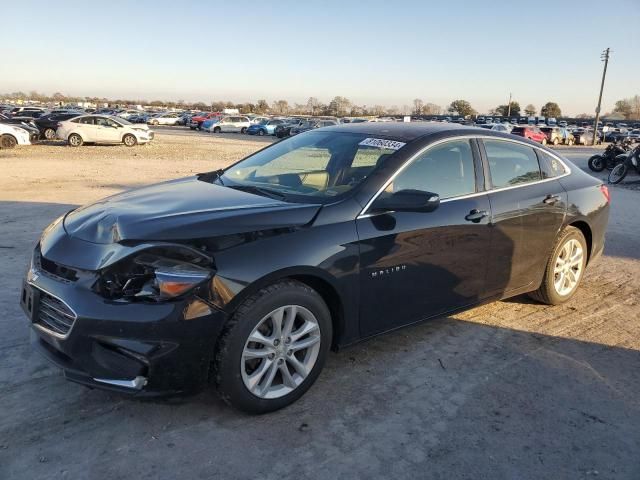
359;138;406;150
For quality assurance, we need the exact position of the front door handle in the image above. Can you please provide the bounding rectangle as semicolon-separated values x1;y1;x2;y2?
465;209;488;223
543;194;561;204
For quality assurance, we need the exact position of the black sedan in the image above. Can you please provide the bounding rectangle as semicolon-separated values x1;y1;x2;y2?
34;113;81;140
20;123;609;413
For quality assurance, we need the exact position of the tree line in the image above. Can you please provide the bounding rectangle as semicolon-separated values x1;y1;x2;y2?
2;90;638;119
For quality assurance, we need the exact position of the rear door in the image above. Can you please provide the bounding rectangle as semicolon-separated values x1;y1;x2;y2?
357;138;492;336
76;116;99;141
480;139;567;297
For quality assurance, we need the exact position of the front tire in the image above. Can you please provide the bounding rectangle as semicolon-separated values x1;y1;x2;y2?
552;137;559;145
529;226;587;305
213;126;221;133
608;163;628;184
240;127;247;134
68;133;83;147
0;134;17;149
123;133;137;147
541;138;548;145
588;155;605;172
258;129;265;136
214;280;332;414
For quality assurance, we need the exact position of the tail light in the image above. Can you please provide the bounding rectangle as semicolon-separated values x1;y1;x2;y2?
600;185;610;203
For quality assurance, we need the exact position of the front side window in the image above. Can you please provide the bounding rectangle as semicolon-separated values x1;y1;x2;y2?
385;140;476;199
218;131;403;201
484;139;541;188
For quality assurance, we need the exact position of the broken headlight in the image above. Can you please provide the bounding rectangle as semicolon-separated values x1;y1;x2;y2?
96;251;214;302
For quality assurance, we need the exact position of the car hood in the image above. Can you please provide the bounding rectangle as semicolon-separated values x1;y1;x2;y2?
62;176;321;244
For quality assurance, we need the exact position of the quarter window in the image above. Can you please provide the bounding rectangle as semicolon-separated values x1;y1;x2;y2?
538;151;567;178
484;140;542;188
387;140;476;199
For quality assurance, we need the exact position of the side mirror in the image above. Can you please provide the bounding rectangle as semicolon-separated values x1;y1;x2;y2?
371;189;440;213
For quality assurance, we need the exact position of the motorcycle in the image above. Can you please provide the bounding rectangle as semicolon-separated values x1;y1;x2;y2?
608;144;640;184
588;138;632;172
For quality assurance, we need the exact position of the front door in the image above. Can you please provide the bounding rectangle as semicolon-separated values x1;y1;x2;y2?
356;139;491;336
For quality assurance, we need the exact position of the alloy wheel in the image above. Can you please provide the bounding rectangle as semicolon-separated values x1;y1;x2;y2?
553;238;583;296
241;305;321;399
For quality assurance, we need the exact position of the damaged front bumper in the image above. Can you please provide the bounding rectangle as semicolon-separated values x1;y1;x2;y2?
20;244;228;396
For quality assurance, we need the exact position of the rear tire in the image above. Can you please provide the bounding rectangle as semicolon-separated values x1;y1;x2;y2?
258;129;265;136
541;138;548;145
240;127;247;134
214;280;332;414
123;133;137;147
552;137;559;145
0;134;17;149
529;226;587;305
588;155;605;172
68;133;83;147
44;128;56;140
608;163;628;184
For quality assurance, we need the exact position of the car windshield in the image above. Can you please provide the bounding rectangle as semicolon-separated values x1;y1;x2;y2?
215;131;405;202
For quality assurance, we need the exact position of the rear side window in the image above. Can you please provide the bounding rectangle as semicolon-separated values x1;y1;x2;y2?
77;117;95;125
388;139;476;199
538;151;567;178
484;140;542;188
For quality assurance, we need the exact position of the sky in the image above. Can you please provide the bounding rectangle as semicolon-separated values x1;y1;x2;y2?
2;0;639;115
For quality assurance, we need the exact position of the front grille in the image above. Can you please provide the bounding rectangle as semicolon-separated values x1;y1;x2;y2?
35;292;77;336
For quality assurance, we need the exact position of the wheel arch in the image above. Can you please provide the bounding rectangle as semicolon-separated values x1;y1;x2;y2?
0;133;18;145
215;266;347;350
567;220;593;263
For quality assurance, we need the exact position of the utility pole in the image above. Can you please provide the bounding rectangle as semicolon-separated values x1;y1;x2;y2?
593;48;610;145
507;92;512;117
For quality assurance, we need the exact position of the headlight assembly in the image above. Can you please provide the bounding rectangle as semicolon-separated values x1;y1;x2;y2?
96;250;214;302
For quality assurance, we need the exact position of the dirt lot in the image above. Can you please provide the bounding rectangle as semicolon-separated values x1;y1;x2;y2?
1;130;639;479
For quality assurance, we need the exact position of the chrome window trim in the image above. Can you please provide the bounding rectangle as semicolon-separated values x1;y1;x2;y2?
356;135;571;219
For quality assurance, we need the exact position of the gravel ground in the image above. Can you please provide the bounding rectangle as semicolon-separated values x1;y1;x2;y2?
1;130;639;480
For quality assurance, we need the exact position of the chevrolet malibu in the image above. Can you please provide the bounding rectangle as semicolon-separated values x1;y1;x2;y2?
21;123;609;413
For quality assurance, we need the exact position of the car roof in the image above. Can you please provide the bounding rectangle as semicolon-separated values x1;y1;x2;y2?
321;121;471;141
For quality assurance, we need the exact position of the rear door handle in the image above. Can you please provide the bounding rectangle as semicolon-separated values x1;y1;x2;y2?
543;194;561;204
465;209;488;223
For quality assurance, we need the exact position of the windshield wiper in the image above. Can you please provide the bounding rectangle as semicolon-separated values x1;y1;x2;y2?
227;184;287;200
197;169;225;185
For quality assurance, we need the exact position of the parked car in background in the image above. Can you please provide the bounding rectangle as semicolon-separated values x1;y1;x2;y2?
246;119;285;136
290;119;339;136
628;129;640;143
511;126;548;144
148;112;182;126
250;116;270;125
573;129;602;146
205;116;250;133
275;119;306;138
10;110;46;122
35;113;81;140
540;127;564;145
56;115;154;147
559;128;575;145
491;123;512;133
9;106;45;116
0;123;32;148
190;112;221;130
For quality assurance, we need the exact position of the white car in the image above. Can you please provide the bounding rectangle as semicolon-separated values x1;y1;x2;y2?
0;123;31;148
491;123;513;133
147;112;182;126
250;116;270;125
204;116;250;133
56;115;154;147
